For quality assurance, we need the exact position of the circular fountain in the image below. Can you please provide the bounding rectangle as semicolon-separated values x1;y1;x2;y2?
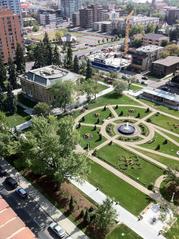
118;122;136;135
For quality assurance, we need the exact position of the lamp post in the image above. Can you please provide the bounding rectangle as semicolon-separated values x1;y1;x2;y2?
171;192;175;203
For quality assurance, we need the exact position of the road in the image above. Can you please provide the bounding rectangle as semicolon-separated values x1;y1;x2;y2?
0;174;57;239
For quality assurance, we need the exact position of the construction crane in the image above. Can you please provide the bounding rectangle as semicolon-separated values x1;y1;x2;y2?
124;10;134;56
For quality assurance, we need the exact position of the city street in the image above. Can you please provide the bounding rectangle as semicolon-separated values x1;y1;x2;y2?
0;159;88;239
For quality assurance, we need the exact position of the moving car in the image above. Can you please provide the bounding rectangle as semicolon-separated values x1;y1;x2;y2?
16;187;28;198
49;222;66;238
0;166;7;177
4;177;18;189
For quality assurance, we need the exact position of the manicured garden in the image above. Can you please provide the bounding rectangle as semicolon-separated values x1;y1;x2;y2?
142;132;179;157
113;105;149;119
136;149;179;170
139;98;179;118
83;108;112;125
150;113;179;134
6;106;31;127
78;126;105;149
106;224;142;239
96;144;163;187
87;160;150;215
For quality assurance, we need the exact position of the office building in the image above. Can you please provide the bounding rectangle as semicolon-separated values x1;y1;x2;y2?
79;8;93;28
0;8;23;63
142;33;169;46
167;8;179;25
61;0;81;18
20;65;82;103
152;56;179;77
72;12;80;27
130;45;163;72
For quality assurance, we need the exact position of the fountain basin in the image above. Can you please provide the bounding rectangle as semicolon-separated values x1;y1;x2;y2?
118;123;136;135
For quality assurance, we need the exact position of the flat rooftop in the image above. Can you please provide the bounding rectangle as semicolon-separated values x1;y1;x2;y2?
142;88;179;103
143;33;169;41
25;65;81;87
136;45;163;53
153;56;179;67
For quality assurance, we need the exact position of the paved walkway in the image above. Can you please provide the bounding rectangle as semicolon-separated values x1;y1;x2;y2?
70;179;166;239
1;159;88;239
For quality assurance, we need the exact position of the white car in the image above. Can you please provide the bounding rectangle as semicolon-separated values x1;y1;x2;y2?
49;222;66;238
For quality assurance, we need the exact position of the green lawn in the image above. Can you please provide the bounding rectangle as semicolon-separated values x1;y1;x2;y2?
136;149;179;170
129;84;143;92
96;144;163;187
96;83;108;93
88;92;140;109
113;106;149;119
158;130;179;144
150;114;179;134
139;99;179;118
142;133;179;157
78;126;105;149
106;224;142;239
83;108;113;125
6;106;31;127
88;160;150;215
165;217;179;239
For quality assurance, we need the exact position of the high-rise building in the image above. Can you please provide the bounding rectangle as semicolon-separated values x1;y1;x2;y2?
61;0;81;18
72;12;80;27
0;0;21;15
79;8;93;28
0;8;23;63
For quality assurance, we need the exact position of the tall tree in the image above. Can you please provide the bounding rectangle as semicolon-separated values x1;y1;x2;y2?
94;198;117;235
0;87;4;111
15;43;25;74
33;102;50;116
33;42;46;69
19;116;89;184
65;45;73;69
73;55;79;73
80;79;98;101
5;84;17;115
113;80;128;96
86;59;92;79
53;45;61;66
43;33;53;66
8;58;17;89
50;81;74;110
0;56;7;91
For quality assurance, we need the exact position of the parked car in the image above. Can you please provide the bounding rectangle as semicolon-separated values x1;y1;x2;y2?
141;76;148;80
0;166;7;177
16;187;28;198
49;222;66;238
4;177;18;189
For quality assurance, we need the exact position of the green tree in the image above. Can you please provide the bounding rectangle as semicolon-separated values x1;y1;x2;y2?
73;55;79;73
113;80;128;96
0;56;7;91
19;116;89;184
33;102;50;116
94;198;117;235
0;87;4;111
86;59;92;79
5;84;17;115
33;42;46;69
8;58;17;89
80;78;98;101
65;45;73;69
15;43;25;74
53;45;61;66
131;39;142;48
50;81;74;110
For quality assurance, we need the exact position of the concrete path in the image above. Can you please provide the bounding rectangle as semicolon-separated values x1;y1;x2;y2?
70;179;166;239
15;119;32;132
1;159;88;239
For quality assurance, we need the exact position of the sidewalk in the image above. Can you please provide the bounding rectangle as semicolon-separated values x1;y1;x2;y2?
70;179;166;239
1;159;88;239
